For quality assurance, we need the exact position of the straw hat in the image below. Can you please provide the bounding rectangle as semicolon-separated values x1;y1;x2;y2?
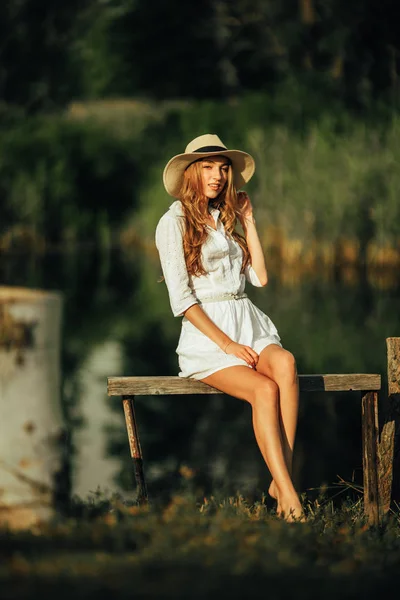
163;134;255;197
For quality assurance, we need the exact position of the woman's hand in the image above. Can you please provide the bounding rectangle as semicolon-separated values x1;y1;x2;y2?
225;341;259;369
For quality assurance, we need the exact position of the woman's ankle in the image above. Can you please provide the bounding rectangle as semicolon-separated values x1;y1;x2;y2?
268;480;277;499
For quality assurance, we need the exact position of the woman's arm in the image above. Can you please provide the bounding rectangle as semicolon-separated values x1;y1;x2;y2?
155;214;198;317
238;192;268;286
184;304;259;368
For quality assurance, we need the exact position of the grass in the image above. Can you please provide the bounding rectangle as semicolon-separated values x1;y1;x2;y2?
1;485;400;599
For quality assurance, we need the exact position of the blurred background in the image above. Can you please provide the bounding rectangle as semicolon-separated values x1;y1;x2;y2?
1;0;399;507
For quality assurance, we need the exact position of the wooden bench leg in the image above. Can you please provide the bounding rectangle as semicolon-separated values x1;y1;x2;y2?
361;390;380;525
122;395;148;504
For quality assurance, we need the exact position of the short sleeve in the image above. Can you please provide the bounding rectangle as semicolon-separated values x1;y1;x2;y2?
155;214;198;317
244;263;263;287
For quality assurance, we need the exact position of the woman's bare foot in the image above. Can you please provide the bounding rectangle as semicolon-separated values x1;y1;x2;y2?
277;505;305;522
269;483;305;522
276;495;305;522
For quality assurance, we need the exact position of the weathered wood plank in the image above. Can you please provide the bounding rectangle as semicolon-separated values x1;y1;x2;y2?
377;338;400;509
387;337;400;396
377;415;395;514
108;374;381;396
298;374;381;392
361;391;380;526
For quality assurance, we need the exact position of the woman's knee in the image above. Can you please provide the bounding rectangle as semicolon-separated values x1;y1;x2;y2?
272;350;297;383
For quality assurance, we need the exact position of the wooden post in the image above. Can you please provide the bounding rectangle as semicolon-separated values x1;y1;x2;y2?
122;395;148;504
378;338;400;511
361;391;380;525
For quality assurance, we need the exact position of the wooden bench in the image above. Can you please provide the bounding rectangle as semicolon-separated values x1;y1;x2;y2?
108;373;383;524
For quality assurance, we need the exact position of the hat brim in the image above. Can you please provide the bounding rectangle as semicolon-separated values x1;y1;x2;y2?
163;149;255;198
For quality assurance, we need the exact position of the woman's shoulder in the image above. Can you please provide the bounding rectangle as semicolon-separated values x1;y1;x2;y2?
157;201;185;226
165;200;184;218
155;200;185;240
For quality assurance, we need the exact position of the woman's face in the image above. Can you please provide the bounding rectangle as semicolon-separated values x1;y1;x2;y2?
200;156;230;199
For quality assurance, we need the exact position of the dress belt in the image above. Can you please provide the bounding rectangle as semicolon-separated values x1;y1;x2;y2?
198;292;248;303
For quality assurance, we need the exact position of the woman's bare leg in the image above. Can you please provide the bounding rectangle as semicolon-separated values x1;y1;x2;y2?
201;365;303;521
256;345;299;500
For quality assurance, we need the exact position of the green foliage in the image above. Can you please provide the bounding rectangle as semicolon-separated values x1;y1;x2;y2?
2;95;400;258
67;0;400;108
131;97;400;252
2;1;400;111
0;114;139;244
0;0;87;111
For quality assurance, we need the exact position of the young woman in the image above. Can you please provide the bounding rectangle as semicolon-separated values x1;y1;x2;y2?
155;134;303;521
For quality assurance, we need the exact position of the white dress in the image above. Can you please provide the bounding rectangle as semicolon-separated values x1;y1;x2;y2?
155;200;282;380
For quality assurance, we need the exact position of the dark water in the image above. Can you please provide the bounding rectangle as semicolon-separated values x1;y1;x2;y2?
2;246;399;505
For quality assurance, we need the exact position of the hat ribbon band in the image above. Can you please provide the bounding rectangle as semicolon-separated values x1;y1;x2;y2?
193;145;227;153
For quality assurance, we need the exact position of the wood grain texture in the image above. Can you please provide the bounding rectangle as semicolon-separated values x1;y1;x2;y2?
361;391;380;526
108;374;381;396
387;338;400;395
122;397;143;459
377;415;395;515
122;396;148;504
379;337;400;505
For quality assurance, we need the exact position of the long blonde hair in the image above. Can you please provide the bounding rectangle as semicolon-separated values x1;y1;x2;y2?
179;159;250;276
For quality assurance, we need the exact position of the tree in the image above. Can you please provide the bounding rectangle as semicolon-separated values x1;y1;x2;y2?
0;0;90;111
